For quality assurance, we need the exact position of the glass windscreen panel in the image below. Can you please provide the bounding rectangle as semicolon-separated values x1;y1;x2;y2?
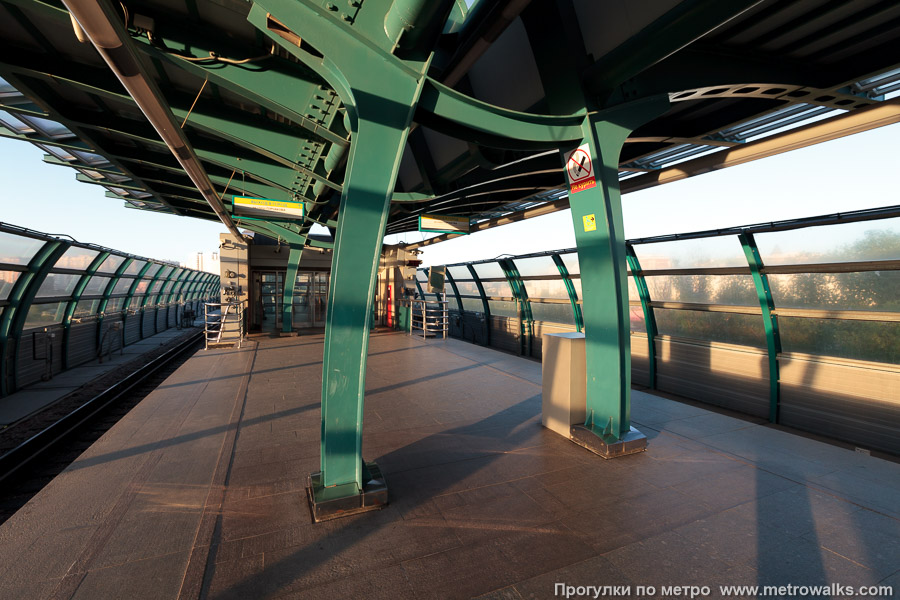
82;275;112;296
0;232;44;265
35;273;80;298
112;277;134;295
633;236;746;269
654;308;765;347
133;279;151;294
523;277;570;300
779;317;899;364
768;272;900;312
559;252;579;275
56;247;99;270
447;266;471;280
74;299;100;317
755;218;900;265
530;302;575;325
123;259;146;275
473;262;505;279
645;275;757;306
98;254;126;274
24;302;67;328
488;300;518;318
461;298;485;312
105;297;125;312
629;305;646;332
0;271;21;300
513;256;557;277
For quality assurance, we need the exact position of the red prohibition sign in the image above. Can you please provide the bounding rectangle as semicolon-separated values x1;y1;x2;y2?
567;148;593;182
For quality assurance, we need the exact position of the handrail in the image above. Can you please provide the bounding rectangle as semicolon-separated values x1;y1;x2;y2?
204;300;246;349
407;298;449;340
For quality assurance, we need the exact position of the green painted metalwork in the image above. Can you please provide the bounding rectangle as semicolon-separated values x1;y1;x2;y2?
551;253;583;333
413;272;426;300
739;231;782;423
444;269;464;313
120;262;157;341
62;250;110;369
565;98;669;442
139;264;172;337
466;263;491;347
625;244;658;389
0;239;70;396
499;259;533;356
418;79;584;148
250;0;435;491
282;244;305;334
96;257;134;339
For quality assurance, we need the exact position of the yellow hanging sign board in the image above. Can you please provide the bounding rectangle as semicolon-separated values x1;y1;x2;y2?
583;214;597;232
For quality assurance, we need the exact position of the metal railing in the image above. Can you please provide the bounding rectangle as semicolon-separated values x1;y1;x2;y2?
409;298;449;339
204;300;246;349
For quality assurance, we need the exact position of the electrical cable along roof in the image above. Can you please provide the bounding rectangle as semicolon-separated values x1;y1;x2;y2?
0;0;899;245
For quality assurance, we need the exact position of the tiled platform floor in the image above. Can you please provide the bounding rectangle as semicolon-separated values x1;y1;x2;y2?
0;331;897;599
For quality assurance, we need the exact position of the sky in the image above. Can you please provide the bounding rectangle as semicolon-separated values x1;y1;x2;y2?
1;121;898;270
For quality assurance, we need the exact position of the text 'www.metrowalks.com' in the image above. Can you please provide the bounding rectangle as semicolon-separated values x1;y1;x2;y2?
554;583;895;598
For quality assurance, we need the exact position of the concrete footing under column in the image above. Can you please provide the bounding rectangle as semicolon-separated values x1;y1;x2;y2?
306;461;388;522
570;424;648;458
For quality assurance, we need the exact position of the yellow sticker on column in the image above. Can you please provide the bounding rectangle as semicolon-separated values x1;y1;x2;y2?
583;214;597;232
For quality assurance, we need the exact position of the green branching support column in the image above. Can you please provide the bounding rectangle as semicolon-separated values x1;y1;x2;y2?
739;231;782;423
0;240;70;396
552;253;582;332
282;244;303;334
625;244;658;389
563;98;668;452
249;0;432;516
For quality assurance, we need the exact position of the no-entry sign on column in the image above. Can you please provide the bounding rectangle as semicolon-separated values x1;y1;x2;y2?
564;143;597;194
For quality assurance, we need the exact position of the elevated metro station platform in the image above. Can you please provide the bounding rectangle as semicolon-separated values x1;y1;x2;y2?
1;331;897;599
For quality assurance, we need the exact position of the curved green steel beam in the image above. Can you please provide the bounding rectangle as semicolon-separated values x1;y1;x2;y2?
739;231;782;423
500;258;533;357
62;250;110;369
551;253;583;333
0;239;70;396
625;244;658;389
444;269;464;313
417;78;585;148
466;263;491;346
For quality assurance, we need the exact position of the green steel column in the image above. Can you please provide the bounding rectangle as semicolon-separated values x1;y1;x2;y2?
62;250;110;369
499;259;533;356
466;264;491;346
444;270;465;313
739;231;782;423
319;93;425;492
0;240;70;396
564;98;668;442
551;253;583;332
625;244;658;389
282;244;304;334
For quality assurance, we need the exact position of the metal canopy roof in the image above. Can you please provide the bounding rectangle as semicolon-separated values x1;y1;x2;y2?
2;0;900;246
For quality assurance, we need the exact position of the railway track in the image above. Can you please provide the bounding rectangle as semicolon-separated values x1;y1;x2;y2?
0;330;203;525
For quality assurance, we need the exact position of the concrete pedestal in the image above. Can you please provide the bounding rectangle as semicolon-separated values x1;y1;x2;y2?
542;332;647;458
